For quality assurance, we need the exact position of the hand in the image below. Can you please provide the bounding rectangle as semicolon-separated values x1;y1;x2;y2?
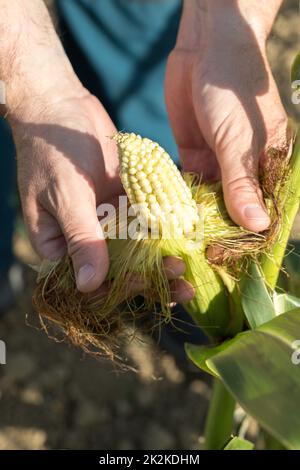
1;0;195;301
9;90;194;301
10;91;123;292
166;0;287;232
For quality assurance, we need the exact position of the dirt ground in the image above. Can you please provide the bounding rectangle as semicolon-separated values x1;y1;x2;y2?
0;0;300;450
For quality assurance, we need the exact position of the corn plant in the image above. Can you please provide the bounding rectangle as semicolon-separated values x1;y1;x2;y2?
34;56;300;450
115;130;300;450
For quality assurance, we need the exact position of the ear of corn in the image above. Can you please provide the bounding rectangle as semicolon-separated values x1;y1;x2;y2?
115;132;240;338
33;130;286;358
114;132;284;338
116;132;199;238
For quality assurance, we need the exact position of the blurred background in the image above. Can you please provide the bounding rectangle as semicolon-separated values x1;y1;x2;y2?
0;0;300;450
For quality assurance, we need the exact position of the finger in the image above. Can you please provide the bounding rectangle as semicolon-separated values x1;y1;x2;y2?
87;281;110;300
55;197;109;293
221;73;290;232
117;259;186;298
212;103;271;232
23;203;68;260
92;258;187;303
87;269;194;308
165;51;220;180
169;279;195;303
125;274;146;295
88;276;144;305
118;258;187;295
123;276;195;304
222;173;271;233
162;256;186;279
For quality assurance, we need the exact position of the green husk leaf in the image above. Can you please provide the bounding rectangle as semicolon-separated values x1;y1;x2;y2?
224;436;254;450
240;263;276;329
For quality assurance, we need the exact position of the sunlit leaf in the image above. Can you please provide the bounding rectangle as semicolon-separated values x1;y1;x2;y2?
273;291;300;315
224;436;254;450
207;309;300;450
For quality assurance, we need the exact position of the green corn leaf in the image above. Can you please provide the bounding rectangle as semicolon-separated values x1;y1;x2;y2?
207;308;300;450
273;292;300;315
241;263;276;329
224;436;254;450
185;337;239;378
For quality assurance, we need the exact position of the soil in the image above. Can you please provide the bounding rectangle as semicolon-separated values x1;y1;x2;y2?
0;0;300;450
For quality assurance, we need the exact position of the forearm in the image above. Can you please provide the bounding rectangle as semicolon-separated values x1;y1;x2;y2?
0;0;82;119
177;0;283;50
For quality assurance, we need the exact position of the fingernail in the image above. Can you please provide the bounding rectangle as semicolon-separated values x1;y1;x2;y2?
180;285;195;302
244;204;269;220
77;264;95;289
163;257;186;278
244;204;270;231
166;262;186;278
176;280;195;303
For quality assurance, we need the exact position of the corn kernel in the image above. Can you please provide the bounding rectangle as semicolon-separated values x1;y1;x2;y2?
115;132;199;236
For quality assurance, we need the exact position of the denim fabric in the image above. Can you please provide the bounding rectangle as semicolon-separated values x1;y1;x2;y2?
0;119;16;274
56;0;181;162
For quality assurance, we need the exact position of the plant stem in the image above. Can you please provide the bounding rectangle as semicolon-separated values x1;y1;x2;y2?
182;252;230;340
262;128;300;288
204;379;236;450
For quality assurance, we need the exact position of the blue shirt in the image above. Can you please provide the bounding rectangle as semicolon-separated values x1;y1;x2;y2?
56;0;181;162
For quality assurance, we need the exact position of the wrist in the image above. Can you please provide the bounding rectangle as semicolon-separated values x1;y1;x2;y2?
0;0;83;122
4;68;84;125
176;0;283;51
3;53;84;126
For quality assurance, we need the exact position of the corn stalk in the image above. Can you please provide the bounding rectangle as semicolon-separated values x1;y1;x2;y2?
261;129;300;288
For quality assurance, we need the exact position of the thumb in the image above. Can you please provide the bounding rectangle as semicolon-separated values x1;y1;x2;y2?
57;200;109;293
216;133;270;233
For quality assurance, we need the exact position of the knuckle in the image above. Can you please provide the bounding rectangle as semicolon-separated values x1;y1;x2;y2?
225;176;260;195
267;115;289;147
66;230;95;258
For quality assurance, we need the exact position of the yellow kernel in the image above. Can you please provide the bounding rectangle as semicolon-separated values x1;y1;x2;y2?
135;194;147;203
150;202;162;216
148;194;156;204
144;185;152;194
136;171;147;181
149;173;158;182
156;192;167;202
152;149;162;159
144;165;153;174
129;175;138;183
